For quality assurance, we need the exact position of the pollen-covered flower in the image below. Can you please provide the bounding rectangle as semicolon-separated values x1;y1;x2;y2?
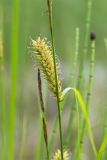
31;37;63;101
52;149;70;160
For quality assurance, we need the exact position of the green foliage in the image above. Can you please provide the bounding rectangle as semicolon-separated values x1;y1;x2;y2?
8;0;19;159
0;0;107;160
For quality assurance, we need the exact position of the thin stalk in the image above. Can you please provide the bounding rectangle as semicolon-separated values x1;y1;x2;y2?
101;39;107;160
35;118;44;160
49;102;63;155
0;7;6;160
49;31;80;153
71;27;80;87
49;112;59;154
64;27;80;147
19;114;27;160
35;83;48;160
101;104;107;160
75;96;81;160
79;33;96;154
47;0;63;159
64;0;92;150
8;0;19;159
38;69;49;160
76;0;92;101
72;88;97;157
60;87;97;156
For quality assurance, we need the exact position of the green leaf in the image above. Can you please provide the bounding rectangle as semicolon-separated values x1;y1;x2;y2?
96;134;107;160
62;87;97;157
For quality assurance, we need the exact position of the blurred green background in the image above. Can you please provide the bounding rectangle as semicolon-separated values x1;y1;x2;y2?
0;0;107;159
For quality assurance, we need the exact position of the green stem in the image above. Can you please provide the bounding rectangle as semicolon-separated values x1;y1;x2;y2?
38;69;49;160
0;7;6;160
35;83;48;160
49;31;80;152
35;118;44;160
75;96;81;160
72;88;97;157
64;0;92;154
101;104;107;160
72;27;80;86
49;112;59;154
9;0;19;159
64;27;80;148
62;87;97;157
77;0;92;93
101;38;107;160
19;114;27;160
47;0;63;159
80;34;96;153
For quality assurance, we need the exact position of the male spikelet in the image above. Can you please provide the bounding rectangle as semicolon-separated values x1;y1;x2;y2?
52;149;70;160
31;37;63;101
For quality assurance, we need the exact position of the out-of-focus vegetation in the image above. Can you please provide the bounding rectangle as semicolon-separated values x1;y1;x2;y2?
0;0;107;159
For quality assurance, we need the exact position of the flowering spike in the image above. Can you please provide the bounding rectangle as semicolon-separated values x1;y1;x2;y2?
52;149;70;160
31;37;63;101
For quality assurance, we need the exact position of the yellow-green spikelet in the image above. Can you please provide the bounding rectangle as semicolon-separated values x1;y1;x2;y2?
31;37;63;101
52;149;70;160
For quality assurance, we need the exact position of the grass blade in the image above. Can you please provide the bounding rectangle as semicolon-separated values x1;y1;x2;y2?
64;0;92;150
62;87;97;157
8;0;19;159
19;114;27;160
96;134;107;160
0;6;6;160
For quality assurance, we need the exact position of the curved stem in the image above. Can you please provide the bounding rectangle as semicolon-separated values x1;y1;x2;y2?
62;87;97;157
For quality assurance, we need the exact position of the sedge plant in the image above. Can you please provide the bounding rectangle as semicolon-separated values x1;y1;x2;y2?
31;36;98;158
30;1;107;160
47;0;64;159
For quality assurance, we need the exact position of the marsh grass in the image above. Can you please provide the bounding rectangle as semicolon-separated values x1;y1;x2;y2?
1;0;107;160
8;0;19;159
47;0;64;159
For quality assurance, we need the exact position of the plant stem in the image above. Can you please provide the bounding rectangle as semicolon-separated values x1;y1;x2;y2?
79;33;96;153
9;0;19;159
71;27;80;87
19;114;27;160
0;6;6;160
38;69;49;160
64;0;92;153
101;104;107;160
35;118;44;160
64;27;80;148
47;0;63;159
101;38;107;160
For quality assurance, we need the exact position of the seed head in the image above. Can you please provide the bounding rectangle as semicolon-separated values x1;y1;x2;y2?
90;32;96;41
52;149;70;160
31;37;63;101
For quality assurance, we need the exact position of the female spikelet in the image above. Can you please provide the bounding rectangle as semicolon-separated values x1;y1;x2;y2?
31;37;63;101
